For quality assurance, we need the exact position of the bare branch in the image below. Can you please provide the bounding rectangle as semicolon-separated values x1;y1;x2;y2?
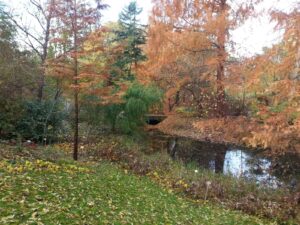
27;10;46;32
29;0;47;18
3;11;44;46
23;39;43;58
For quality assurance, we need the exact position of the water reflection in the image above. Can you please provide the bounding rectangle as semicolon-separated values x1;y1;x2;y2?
223;150;282;188
169;138;228;174
165;137;299;188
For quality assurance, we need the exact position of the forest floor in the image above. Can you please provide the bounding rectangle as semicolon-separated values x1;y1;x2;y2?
156;115;300;154
0;145;269;225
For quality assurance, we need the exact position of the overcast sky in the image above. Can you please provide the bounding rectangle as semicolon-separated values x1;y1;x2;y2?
102;0;152;24
2;0;298;57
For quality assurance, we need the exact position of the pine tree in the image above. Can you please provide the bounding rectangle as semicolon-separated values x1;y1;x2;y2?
115;1;147;79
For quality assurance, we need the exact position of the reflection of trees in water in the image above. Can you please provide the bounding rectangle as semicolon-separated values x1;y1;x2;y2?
168;138;227;173
246;156;267;175
247;152;300;185
165;137;299;188
167;138;177;158
215;150;226;173
269;153;300;180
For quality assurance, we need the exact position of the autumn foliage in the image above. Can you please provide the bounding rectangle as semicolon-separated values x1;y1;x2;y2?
144;0;261;116
1;1;300;223
143;0;300;154
1;0;300;155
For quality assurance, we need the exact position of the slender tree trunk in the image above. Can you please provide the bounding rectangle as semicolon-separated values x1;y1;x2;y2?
216;57;225;116
37;7;52;102
168;91;180;112
73;0;79;161
216;0;227;117
74;85;79;160
37;69;45;101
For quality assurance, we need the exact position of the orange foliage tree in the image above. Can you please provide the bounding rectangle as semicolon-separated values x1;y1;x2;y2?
145;0;260;116
47;0;107;160
236;2;300;153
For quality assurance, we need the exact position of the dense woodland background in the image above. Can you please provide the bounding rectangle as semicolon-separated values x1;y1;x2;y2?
0;0;299;158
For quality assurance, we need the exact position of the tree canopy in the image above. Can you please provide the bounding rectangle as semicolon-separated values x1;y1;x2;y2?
0;0;299;155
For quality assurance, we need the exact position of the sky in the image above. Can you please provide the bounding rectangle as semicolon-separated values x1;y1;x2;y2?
2;0;298;57
101;0;152;24
231;0;298;57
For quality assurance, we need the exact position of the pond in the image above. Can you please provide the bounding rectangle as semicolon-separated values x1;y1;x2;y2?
148;131;300;189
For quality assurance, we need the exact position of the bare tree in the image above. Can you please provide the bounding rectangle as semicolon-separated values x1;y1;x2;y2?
4;0;56;101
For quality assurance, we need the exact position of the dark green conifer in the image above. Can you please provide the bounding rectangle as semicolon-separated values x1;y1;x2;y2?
114;1;147;79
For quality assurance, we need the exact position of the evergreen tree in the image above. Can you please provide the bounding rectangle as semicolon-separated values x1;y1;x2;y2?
115;1;147;79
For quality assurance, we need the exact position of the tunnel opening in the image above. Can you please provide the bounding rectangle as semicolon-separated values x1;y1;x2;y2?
146;114;167;125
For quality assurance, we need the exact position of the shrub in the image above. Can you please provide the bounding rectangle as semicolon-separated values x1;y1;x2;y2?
16;100;66;142
104;103;124;132
0;97;24;139
105;83;163;134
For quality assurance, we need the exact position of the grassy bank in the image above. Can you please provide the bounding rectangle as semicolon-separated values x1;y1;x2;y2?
70;135;299;224
0;140;299;224
0;156;267;224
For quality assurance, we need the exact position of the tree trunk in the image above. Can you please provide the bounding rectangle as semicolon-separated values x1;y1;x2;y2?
216;0;227;117
37;8;52;102
73;87;79;160
73;1;79;161
168;91;180;112
216;58;225;116
37;67;45;101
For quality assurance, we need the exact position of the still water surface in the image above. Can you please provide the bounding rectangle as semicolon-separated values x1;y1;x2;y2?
149;132;299;188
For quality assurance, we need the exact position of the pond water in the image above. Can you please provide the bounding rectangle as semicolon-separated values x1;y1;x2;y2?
223;150;281;188
148;131;300;189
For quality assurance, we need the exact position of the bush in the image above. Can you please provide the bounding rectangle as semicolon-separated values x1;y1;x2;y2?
105;83;163;134
104;104;124;132
16;100;66;142
0;97;24;139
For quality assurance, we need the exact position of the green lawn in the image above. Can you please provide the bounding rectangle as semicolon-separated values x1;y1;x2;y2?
0;160;268;225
